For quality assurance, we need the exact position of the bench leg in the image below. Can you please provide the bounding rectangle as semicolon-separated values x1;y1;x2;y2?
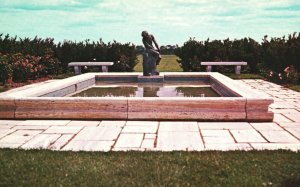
74;66;81;75
206;66;212;72
235;66;241;74
102;65;108;72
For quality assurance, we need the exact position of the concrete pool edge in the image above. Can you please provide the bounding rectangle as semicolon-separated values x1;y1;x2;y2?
0;72;274;121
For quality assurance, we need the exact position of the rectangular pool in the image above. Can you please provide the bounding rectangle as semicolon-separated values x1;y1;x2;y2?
0;72;274;121
70;82;220;97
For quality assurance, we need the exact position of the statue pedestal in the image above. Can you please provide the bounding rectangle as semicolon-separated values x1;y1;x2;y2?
138;75;164;83
143;52;159;76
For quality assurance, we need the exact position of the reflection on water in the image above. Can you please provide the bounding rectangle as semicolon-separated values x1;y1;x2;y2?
71;83;220;97
175;87;219;97
72;87;138;97
142;86;160;97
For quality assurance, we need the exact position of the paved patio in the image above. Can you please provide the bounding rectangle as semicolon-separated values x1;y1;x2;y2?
0;79;299;151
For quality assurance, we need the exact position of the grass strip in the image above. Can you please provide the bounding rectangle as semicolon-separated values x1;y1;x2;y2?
0;149;299;186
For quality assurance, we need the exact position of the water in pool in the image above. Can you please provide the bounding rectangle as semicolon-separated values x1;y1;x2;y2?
71;82;220;97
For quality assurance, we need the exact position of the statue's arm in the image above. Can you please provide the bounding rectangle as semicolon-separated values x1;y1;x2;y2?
152;36;160;51
142;38;154;49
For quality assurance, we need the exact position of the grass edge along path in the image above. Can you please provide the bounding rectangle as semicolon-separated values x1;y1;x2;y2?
0;149;299;186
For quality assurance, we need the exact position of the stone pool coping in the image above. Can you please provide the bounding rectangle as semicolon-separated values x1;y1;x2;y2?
1;79;299;152
0;72;273;121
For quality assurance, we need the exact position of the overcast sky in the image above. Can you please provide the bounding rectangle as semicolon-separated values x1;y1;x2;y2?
1;0;299;45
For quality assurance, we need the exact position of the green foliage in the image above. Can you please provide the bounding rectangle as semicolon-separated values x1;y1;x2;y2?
175;37;261;73
0;34;138;83
224;73;264;80
0;34;56;57
0;50;60;83
174;38;203;72
261;33;300;72
106;41;137;72
55;39;137;73
0;53;12;84
175;33;300;84
11;53;38;82
39;48;61;75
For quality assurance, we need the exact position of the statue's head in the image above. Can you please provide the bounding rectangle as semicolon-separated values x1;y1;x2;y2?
141;31;149;38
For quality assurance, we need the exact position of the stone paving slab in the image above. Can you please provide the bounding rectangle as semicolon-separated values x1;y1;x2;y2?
0;143;23;149
204;143;253;151
0;125;14;129
198;122;253;130
67;121;100;126
284;128;300;139
201;130;235;143
125;121;158;126
269;109;299;114
283;113;300;122
258;130;299;143
63;140;114;152
73;126;121;141
13;130;42;136
122;125;158;133
141;139;155;149
159;122;198;132
49;134;74;150
0;129;16;139
273;114;293;123
250;123;284;131
0;120;23;125
144;134;156;139
277;122;300;128
0;79;300;152
156;131;204;151
17;120;71;126
22;134;60;149
99;120;126;127
269;102;297;109
203;136;235;144
114;133;144;148
12;125;50;130
43;126;82;134
0;130;42;145
230;130;267;143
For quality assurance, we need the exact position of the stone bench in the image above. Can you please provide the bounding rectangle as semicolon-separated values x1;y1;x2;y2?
201;61;247;74
68;62;114;75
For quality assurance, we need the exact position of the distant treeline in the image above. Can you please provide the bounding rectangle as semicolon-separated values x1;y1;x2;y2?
136;45;178;55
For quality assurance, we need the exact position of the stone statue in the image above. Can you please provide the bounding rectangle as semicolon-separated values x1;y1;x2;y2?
141;31;161;76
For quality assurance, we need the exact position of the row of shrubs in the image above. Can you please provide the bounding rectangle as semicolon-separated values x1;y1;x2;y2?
0;48;60;83
55;40;137;72
175;33;300;84
0;34;137;83
1;33;299;85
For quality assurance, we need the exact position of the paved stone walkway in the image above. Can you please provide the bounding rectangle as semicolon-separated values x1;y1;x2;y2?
0;79;299;151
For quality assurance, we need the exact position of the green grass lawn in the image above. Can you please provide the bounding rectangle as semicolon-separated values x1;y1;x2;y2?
288;85;300;92
0;149;299;186
134;54;182;72
52;72;75;79
224;73;264;80
0;86;9;93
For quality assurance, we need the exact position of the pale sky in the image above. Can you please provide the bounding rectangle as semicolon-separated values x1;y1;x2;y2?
0;0;299;45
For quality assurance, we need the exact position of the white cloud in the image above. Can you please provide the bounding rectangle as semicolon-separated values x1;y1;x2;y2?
0;0;299;45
